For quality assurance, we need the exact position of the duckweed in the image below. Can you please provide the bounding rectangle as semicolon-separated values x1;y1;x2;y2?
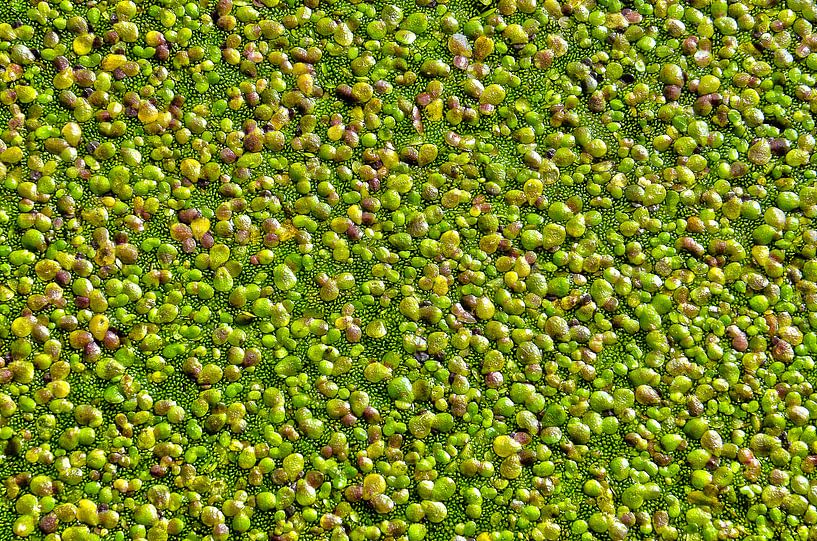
1;0;817;539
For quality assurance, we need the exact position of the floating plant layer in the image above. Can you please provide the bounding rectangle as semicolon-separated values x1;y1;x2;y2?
1;0;817;540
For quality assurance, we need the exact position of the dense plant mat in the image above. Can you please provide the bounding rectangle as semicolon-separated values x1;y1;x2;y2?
1;0;817;539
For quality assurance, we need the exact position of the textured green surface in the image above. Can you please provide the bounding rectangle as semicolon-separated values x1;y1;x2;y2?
1;0;817;539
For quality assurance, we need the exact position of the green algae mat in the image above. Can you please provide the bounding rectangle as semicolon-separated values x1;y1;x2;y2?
1;0;817;539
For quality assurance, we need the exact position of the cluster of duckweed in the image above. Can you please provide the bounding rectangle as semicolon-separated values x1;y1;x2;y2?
2;0;817;539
